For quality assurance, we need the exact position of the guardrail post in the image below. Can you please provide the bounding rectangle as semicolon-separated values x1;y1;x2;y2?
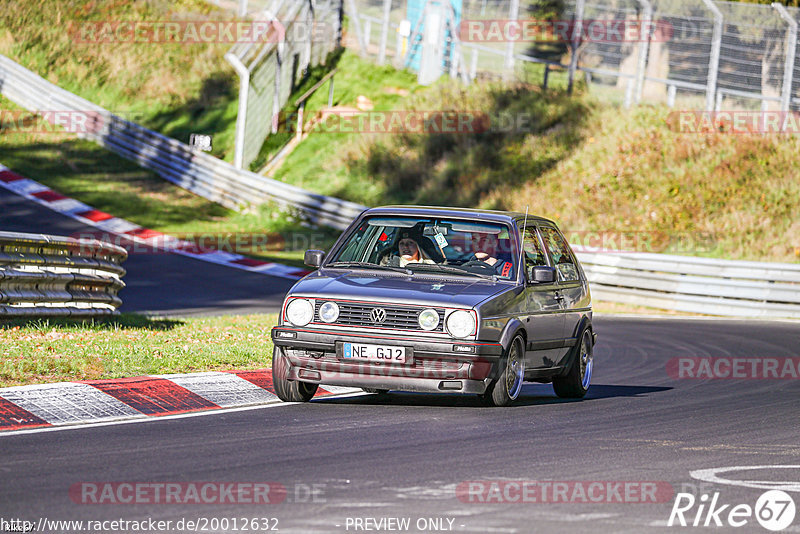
568;0;585;95
701;0;723;112
667;84;676;107
504;0;520;81
634;0;653;104
772;3;797;114
328;75;335;107
378;0;392;64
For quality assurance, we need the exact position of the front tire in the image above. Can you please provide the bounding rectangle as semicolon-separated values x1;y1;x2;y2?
272;346;318;402
553;328;593;398
482;335;525;407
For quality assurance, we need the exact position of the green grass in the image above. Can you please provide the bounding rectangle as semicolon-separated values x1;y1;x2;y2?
0;313;278;387
0;0;240;162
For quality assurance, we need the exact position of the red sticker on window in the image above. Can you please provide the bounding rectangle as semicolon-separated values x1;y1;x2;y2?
501;262;512;277
379;232;388;241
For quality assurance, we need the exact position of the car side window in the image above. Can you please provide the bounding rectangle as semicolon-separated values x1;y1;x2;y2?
540;226;579;282
522;226;548;281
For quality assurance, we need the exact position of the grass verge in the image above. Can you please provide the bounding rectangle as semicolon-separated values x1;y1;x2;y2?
0;314;278;388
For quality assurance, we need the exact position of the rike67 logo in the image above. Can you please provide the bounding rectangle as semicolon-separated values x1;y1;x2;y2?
668;490;796;531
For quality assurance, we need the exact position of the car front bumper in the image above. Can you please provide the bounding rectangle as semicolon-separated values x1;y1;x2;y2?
271;326;504;394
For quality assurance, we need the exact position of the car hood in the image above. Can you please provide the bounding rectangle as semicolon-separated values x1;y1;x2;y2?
287;268;512;308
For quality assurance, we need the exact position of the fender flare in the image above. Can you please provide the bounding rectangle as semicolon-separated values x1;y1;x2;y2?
498;318;527;354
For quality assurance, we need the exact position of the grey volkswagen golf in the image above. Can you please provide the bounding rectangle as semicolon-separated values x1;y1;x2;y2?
270;206;595;406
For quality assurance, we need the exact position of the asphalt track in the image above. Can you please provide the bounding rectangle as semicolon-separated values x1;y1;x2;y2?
1;317;799;533
0;187;295;316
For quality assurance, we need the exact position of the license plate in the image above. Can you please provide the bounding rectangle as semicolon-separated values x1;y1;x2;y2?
342;343;407;364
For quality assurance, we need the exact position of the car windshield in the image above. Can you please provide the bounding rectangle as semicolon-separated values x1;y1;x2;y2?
327;216;517;280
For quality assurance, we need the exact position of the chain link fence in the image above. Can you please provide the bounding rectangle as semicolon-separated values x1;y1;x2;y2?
226;0;342;169
348;0;800;111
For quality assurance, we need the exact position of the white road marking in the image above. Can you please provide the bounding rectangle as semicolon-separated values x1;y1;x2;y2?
690;465;800;492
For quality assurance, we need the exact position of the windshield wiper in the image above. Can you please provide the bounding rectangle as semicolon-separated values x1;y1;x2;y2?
406;263;493;280
326;261;413;275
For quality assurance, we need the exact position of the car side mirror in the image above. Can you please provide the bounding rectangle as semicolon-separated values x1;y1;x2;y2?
304;249;325;268
528;265;556;284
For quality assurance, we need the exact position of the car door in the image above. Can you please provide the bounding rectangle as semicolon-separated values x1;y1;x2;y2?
521;225;565;369
539;224;584;362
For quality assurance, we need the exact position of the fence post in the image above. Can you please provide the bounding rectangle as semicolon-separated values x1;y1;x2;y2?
471;47;479;81
378;0;392;64
567;0;585;95
772;3;797;113
634;0;652;104
543;64;550;90
504;0;520;80
225;53;250;170
701;0;723;112
345;0;368;57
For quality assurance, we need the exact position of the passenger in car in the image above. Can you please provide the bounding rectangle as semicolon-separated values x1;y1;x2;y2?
380;229;437;267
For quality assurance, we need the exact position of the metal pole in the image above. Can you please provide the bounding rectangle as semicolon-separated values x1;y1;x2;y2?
345;0;368;57
568;0;585;95
328;76;335;107
238;0;248;17
471;47;478;81
773;3;797;113
543;64;549;90
225;53;250;170
634;0;653;104
504;0;520;80
378;0;392;64
701;0;723;112
296;102;305;140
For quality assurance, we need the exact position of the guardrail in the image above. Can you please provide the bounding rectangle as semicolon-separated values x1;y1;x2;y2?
0;55;366;231
0;232;127;317
575;250;800;319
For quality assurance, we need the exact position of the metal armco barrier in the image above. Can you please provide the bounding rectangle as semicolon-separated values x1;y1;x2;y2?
0;231;127;316
0;55;367;231
575;250;800;319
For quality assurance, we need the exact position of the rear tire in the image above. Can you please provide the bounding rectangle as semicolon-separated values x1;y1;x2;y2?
481;335;525;407
553;328;593;399
272;346;318;402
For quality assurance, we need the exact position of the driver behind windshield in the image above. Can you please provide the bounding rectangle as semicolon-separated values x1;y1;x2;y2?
471;232;514;277
380;228;437;268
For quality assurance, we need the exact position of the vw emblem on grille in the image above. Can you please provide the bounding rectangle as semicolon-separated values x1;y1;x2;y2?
370;307;387;324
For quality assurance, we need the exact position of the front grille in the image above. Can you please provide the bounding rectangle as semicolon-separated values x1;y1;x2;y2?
314;301;445;332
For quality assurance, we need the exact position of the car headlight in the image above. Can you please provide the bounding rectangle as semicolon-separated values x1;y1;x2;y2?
286;298;314;326
446;310;476;338
319;301;340;323
418;308;440;331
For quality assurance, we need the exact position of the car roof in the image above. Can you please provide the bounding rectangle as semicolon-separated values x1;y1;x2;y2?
364;205;557;226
